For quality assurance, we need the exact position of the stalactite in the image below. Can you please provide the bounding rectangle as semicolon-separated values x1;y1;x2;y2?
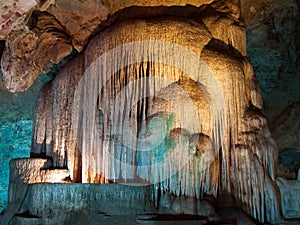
31;18;280;222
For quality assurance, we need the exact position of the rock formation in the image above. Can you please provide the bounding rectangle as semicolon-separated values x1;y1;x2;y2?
31;4;280;223
0;0;299;224
0;0;244;92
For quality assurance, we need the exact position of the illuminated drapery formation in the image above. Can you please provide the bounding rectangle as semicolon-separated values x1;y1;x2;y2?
31;18;279;222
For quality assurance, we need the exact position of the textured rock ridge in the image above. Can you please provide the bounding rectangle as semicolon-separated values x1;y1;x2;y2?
0;0;242;92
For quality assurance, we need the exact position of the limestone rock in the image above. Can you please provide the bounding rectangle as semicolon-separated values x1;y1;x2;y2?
3;159;154;224
277;149;300;180
46;0;109;51
276;177;300;219
29;15;280;222
0;158;70;225
269;101;300;152
9;158;70;184
0;0;243;92
0;0;41;39
9;216;42;225
1;12;73;92
202;14;246;56
268;101;300;179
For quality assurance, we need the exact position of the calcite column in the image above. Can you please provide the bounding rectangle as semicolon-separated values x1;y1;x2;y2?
29;3;280;223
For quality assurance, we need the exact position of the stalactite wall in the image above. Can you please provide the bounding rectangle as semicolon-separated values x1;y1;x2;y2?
31;16;279;222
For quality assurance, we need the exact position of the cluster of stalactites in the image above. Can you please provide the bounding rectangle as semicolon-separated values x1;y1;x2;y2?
31;17;279;222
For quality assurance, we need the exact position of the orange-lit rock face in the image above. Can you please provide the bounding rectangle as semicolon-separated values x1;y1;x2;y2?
30;15;279;222
0;0;243;92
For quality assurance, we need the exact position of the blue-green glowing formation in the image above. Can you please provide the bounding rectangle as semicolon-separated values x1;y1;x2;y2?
143;114;176;165
0;120;31;212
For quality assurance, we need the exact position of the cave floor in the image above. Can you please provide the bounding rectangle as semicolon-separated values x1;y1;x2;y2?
3;208;300;225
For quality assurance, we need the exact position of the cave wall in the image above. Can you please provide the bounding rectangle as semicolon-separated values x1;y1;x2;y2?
0;78;43;211
241;0;300;179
